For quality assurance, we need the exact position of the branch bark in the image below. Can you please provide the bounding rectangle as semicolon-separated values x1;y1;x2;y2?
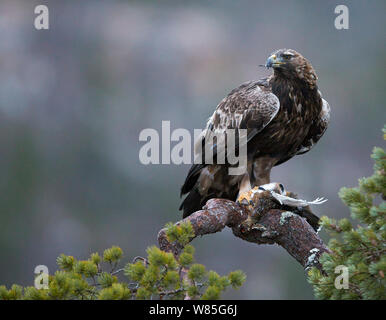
158;193;330;271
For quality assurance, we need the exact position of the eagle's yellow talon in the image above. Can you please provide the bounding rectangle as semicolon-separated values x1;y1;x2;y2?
236;190;253;204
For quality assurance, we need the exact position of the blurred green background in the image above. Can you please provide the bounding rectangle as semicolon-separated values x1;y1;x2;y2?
0;0;385;299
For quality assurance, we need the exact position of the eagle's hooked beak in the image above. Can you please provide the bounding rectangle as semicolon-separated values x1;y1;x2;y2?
265;54;283;69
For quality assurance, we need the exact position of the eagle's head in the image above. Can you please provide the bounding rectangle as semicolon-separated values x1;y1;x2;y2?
265;49;317;87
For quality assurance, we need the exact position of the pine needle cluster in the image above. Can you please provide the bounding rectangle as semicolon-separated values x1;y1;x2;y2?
0;222;245;300
308;126;386;299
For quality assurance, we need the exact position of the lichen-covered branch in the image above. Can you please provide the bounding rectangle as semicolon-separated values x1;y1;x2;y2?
158;191;330;271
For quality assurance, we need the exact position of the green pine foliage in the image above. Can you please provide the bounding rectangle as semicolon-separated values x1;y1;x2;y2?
0;222;245;300
308;126;386;299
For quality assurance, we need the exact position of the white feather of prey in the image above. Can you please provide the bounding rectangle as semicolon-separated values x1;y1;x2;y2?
270;192;327;207
252;182;328;207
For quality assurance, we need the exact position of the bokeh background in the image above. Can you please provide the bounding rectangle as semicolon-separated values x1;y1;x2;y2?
0;0;385;299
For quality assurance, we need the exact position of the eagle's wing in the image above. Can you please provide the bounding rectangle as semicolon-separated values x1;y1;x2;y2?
296;96;331;156
201;81;280;153
180;81;280;197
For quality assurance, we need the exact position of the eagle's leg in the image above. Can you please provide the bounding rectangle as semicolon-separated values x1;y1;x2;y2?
236;161;253;202
236;157;276;204
236;173;253;206
238;173;252;195
251;156;277;188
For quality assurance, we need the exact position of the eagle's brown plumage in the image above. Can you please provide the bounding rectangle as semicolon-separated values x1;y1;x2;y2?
180;49;330;218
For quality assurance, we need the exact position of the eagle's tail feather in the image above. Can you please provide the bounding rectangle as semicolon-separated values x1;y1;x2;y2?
180;188;221;218
296;208;320;232
180;188;205;218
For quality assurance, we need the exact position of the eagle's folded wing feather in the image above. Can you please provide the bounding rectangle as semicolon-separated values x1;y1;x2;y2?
196;81;280;160
181;81;280;197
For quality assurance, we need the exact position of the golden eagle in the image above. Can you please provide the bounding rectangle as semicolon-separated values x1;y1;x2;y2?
180;49;330;218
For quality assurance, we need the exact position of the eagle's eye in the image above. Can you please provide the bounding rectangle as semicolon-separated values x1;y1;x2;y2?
281;53;294;60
